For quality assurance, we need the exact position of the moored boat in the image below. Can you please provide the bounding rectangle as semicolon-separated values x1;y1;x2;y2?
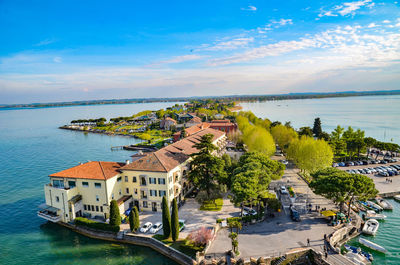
362;219;379;236
365;210;386;220
366;201;383;212
345;252;371;265
394;195;400;202
359;237;387;253
344;244;373;262
356;201;368;212
375;197;393;210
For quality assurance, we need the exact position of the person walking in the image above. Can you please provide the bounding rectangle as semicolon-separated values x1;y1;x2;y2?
307;238;310;246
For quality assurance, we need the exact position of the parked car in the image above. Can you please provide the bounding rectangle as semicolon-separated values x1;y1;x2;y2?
243;208;257;217
149;222;163;234
140;222;153;233
338;162;346;167
280;186;289;195
179;219;186;231
370;160;377;164
378;172;389;177
362;161;369;165
332;163;339;167
281;160;289;165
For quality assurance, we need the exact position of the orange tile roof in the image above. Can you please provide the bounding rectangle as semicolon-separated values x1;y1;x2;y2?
50;161;124;180
121;127;225;172
187;116;202;124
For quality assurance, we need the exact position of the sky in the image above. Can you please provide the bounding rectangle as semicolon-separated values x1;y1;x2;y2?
0;0;399;104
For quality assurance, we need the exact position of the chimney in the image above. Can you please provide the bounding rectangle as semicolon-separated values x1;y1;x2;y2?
125;160;130;165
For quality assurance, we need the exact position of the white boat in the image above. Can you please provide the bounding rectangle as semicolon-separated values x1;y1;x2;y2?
375;197;393;210
394;195;400;202
365;210;386;220
345;252;371;265
362;219;379;236
366;201;383;212
359;237;387;253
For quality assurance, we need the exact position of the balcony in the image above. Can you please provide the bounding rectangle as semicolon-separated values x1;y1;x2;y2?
37;203;61;222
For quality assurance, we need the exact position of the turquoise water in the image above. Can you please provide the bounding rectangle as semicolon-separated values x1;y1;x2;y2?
240;95;400;144
347;199;400;265
0;102;179;265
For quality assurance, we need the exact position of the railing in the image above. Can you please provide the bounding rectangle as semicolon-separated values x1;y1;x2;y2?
37;211;61;222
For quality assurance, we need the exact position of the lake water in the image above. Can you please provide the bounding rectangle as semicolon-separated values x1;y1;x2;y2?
0;102;179;265
240;95;400;144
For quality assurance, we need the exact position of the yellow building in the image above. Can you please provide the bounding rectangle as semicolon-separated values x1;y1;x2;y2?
38;128;226;223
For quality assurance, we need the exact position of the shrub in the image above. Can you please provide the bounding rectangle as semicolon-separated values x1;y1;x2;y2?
187;226;214;247
216;218;224;224
109;200;121;226
75;217;120;232
162;196;171;239
266;198;281;212
171;198;179;242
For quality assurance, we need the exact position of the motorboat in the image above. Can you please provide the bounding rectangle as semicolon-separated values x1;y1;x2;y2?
365;201;383;212
362;219;379;236
344;244;373;262
394;195;400;202
365;210;386;220
375;197;393;210
359;237;387;253
356;201;368;212
345;251;371;265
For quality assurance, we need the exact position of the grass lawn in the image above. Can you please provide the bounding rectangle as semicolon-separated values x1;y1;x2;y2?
200;198;223;211
152;235;203;258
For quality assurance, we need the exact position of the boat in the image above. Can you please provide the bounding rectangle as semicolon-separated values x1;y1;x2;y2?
375;197;393;210
364;201;383;212
393;195;400;202
362;219;379;236
345;251;371;265
344;244;373;262
356;201;368;212
365;210;386;220
359;237;387;253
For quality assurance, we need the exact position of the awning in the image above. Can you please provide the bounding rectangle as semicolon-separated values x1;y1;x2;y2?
321;210;337;217
38;203;59;213
69;194;82;204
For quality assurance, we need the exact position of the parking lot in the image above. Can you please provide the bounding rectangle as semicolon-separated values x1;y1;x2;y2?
336;160;400;194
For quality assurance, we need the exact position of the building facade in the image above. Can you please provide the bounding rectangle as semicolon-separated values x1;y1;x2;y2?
38;128;226;223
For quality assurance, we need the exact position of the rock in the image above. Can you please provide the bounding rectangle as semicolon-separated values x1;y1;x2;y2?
236;258;245;265
230;258;237;265
257;257;266;264
250;257;257;264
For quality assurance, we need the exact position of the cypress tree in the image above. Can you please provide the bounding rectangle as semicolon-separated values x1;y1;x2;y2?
133;206;140;231
312;118;322;138
129;209;135;232
162;196;171;239
171;198;179;242
109;200;121;226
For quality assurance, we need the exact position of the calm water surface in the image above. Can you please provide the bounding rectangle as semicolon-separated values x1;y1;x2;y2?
240;95;400;144
0;102;179;265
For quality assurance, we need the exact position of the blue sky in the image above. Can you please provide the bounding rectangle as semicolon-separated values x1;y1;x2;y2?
0;0;399;104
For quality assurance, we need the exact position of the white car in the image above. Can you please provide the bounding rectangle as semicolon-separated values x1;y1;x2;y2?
149;222;163;234
282;160;289;165
280;186;288;194
140;222;153;233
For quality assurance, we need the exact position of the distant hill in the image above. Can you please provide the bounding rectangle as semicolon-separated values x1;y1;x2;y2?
1;89;400;110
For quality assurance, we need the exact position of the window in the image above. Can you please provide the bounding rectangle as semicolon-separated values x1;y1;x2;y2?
119;189;121;195
52;179;64;188
112;193;114;199
133;176;137;183
158;178;165;185
117;176;122;182
168;176;172;183
126;188;129;194
141;177;146;186
94;183;101;189
91;205;94;211
96;206;99;212
84;205;87;210
96;195;99;202
134;189;138;195
68;181;76;188
82;182;89;187
159;190;166;197
150;190;157;197
100;206;103;212
149;177;157;184
125;176;128;182
143;201;148;208
56;196;60;202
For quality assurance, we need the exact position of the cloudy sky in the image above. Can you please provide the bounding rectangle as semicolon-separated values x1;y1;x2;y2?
0;0;399;104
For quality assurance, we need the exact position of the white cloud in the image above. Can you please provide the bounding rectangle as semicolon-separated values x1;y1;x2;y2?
241;5;257;11
154;54;203;65
34;38;56;46
318;0;374;18
200;37;254;51
368;23;377;28
53;57;62;63
382;20;391;23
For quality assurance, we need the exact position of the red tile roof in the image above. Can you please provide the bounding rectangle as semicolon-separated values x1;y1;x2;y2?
121;128;225;172
50;161;124;180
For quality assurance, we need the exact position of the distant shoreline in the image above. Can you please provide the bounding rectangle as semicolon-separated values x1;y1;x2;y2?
1;90;400;110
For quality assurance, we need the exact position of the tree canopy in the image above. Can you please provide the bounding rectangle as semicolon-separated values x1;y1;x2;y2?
271;124;298;151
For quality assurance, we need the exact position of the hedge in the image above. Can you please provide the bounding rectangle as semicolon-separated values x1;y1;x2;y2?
75;217;120;233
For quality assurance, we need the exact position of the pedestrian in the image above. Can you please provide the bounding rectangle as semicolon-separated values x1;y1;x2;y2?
307;238;310;246
325;251;328;259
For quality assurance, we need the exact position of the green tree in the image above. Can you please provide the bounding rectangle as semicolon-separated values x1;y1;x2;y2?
298;126;313;137
161;196;171;239
129;208;135;232
133;206;140;231
229;232;239;254
346;174;378;218
189;134;227;201
287;136;333;173
171;198;179;242
271;124;298;151
329;125;346;157
109;200;121;226
312;118;322;138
